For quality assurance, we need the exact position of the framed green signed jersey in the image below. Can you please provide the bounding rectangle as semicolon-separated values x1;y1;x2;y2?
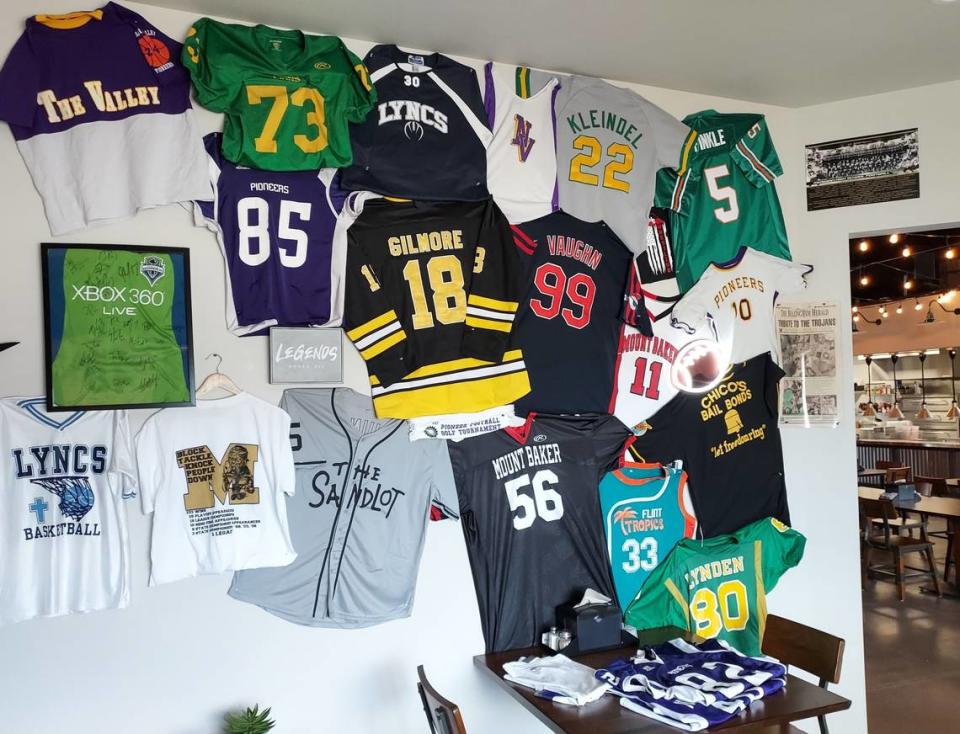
42;244;194;411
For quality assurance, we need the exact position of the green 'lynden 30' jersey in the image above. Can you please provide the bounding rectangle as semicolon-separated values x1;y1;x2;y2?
656;111;790;292
624;517;805;656
183;18;375;171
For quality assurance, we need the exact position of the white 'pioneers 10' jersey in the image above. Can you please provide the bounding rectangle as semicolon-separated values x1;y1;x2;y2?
0;398;136;627
483;63;559;224
671;246;810;364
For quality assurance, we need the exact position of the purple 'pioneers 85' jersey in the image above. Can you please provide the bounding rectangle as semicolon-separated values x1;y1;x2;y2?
195;133;349;336
0;3;210;235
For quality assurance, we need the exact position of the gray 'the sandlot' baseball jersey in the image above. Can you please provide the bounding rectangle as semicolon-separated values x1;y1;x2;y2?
554;75;696;254
229;388;458;627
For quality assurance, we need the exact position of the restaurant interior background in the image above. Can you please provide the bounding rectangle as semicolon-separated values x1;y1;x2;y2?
3;1;960;733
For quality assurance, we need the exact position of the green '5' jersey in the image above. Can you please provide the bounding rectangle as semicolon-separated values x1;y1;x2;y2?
183;18;375;171
656;111;790;292
624;517;805;655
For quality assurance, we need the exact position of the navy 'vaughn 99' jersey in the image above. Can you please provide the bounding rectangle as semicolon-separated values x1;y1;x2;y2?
340;45;491;200
512;211;651;414
448;413;632;653
195;133;348;335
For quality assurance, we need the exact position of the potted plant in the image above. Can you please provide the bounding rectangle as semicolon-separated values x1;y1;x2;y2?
224;705;276;734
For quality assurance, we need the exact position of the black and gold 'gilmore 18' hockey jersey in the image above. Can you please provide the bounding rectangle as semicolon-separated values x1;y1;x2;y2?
342;196;530;418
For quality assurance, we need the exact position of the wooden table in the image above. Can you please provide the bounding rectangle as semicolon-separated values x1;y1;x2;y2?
859;486;960;594
858;468;887;486
474;629;851;733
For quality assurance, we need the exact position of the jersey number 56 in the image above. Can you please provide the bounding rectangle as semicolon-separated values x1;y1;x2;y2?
504;469;564;530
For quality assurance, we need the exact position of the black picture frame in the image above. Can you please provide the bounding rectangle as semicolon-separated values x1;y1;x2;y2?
41;243;195;412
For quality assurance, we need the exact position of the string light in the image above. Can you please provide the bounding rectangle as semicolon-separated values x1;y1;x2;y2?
889;233;900;244
896;303;903;314
883;310;890;318
915;299;923;311
859;272;870;286
858;240;870;252
947;247;956;260
904;278;914;291
853;314;861;323
902;245;913;257
852;305;859;313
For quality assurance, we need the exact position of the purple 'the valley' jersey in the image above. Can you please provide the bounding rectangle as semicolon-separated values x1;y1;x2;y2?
194;133;350;336
0;3;210;235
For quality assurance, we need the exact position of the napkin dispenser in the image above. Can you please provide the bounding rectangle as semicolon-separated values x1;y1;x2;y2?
556;602;622;653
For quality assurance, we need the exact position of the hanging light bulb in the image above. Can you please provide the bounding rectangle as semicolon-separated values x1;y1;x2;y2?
887;354;905;419
860;272;870;286
902;245;913;257
946;349;960;419
896;303;904;314
858;240;871;252
889;233;900;244
853;313;861;323
904;278;914;291
946;247;956;260
882;309;890;318
852;305;859;313
863;356;878;417
916;353;932;419
915;299;923;311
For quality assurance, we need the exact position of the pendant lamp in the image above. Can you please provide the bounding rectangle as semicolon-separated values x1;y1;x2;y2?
862;356;877;417
915;353;931;419
947;349;960;420
887;354;905;419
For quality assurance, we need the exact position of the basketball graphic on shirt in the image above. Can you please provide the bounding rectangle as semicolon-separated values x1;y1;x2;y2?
138;35;171;68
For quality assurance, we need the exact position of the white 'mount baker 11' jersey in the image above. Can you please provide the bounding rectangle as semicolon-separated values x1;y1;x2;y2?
0;398;137;626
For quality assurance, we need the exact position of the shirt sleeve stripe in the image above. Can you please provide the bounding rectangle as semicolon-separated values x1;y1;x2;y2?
346;309;399;341
665;578;690;627
676;130;698;175
465;316;513;333
735;140;775;182
468;294;519;313
466;305;515;322
360;330;406;360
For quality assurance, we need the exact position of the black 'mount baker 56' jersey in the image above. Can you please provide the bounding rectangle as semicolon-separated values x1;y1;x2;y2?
448;413;632;653
342;195;530;419
340;44;491;200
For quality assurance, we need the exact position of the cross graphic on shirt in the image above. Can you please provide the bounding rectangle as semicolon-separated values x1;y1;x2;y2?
29;497;48;524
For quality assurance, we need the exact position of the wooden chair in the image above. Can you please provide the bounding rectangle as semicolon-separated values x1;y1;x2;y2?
417;665;467;734
761;615;845;734
916;475;956;582
860;497;941;601
883;466;911;483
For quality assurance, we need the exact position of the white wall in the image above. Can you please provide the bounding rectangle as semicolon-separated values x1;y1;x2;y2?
0;2;886;732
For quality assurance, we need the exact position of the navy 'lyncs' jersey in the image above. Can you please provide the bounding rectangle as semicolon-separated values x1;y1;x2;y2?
195;133;348;336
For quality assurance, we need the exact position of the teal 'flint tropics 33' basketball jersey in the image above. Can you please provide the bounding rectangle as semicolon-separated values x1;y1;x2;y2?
655;111;790;292
599;462;697;612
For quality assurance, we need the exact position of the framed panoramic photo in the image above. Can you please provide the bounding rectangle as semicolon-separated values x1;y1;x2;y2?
41;243;195;411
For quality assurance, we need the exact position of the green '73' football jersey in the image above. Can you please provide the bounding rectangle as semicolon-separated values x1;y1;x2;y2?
624;517;805;656
183;18;375;171
656;111;790;292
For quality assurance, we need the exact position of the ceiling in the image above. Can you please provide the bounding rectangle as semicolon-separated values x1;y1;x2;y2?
142;0;960;106
850;228;960;306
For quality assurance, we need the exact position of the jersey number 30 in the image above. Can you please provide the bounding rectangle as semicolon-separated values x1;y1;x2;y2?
504;469;564;530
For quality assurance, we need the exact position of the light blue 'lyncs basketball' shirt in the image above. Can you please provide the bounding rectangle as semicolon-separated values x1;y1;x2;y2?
598;462;697;612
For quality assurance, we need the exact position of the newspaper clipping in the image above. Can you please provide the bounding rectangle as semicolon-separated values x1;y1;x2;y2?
805;128;919;211
776;303;840;427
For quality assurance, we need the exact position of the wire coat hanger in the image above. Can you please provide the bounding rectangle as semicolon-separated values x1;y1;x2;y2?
195;353;241;398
